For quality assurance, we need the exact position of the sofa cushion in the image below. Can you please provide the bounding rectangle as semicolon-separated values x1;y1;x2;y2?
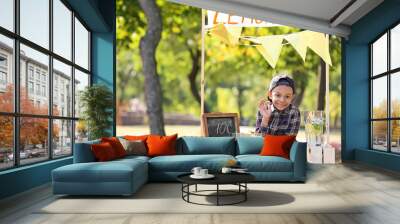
236;136;263;155
147;134;178;157
236;155;293;172
91;142;118;161
178;137;236;155
52;159;147;183
148;154;235;172
101;137;127;158
260;135;296;159
119;138;147;156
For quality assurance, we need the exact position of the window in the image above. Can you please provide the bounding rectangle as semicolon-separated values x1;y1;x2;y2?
0;34;13;113
0;54;7;86
42;85;46;97
28;67;34;80
0;0;91;170
370;23;400;154
28;81;34;94
0;0;14;32
75;17;89;70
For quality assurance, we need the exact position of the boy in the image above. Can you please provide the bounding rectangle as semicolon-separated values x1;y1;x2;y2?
255;74;300;136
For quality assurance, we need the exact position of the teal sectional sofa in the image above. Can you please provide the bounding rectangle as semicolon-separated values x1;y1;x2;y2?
52;136;307;196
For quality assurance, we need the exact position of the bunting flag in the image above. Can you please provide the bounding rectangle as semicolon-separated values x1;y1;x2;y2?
284;31;308;61
303;31;332;66
249;36;283;68
209;24;243;46
208;25;332;68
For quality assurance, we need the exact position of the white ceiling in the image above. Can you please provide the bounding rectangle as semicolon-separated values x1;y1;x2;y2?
168;0;384;37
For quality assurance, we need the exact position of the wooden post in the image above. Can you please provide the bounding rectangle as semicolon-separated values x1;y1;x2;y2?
325;35;330;145
200;9;206;136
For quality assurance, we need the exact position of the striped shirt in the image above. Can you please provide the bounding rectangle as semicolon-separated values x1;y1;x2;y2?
255;104;301;136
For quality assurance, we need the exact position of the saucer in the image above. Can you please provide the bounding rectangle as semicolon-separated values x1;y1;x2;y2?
190;174;215;179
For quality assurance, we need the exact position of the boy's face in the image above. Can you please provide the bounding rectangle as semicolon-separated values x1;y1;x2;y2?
268;85;294;111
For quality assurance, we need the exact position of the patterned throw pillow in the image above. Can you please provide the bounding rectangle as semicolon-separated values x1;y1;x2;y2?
119;138;147;156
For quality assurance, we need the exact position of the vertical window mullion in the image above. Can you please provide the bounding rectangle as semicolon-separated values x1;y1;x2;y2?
370;46;373;149
14;0;20;167
48;0;53;159
388;30;391;152
71;11;75;154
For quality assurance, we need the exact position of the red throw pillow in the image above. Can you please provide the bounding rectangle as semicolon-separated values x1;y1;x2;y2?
146;134;178;157
91;142;117;161
101;137;126;158
260;135;296;159
124;135;148;141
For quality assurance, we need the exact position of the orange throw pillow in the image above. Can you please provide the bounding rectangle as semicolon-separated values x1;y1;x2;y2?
146;134;178;157
101;137;127;158
260;135;296;159
91;142;117;161
124;135;148;141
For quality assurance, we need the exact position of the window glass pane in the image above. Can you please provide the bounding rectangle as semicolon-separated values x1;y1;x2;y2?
20;44;49;115
20;0;49;49
74;18;89;70
0;0;14;31
391;72;400;118
372;33;387;76
372;121;388;151
53;59;72;117
0;34;14;112
391;120;400;153
53;0;72;60
74;69;89;118
372;77;387;119
75;120;88;143
0;116;13;170
53;119;72;157
391;24;400;70
20;117;49;165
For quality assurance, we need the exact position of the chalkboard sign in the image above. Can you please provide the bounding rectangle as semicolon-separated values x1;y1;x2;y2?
202;113;240;137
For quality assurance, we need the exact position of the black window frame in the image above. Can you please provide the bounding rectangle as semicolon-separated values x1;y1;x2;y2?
0;0;92;171
370;21;400;154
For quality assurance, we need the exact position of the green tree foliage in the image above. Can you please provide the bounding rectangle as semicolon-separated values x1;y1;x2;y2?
80;84;114;140
117;0;342;128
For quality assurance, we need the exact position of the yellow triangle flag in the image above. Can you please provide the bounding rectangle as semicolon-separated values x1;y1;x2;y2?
209;24;242;46
284;31;308;61
304;31;332;66
249;36;283;68
226;26;242;45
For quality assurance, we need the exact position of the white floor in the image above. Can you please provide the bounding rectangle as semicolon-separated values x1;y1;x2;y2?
1;162;400;224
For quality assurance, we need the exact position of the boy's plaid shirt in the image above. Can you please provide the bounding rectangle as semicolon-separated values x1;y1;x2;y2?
255;104;301;136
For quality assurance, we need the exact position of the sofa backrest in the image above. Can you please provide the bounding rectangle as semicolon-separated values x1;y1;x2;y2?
177;136;236;155
73;139;100;163
235;136;263;155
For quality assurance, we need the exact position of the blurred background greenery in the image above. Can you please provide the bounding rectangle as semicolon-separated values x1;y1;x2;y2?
115;0;342;143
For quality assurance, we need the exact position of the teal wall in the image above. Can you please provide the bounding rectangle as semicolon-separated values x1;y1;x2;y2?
343;0;400;171
92;31;116;135
0;0;115;200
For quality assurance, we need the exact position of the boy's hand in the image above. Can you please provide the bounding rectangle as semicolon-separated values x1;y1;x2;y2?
258;99;272;118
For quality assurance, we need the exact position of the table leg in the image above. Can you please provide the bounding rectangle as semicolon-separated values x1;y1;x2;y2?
195;184;197;192
217;184;219;206
245;183;247;201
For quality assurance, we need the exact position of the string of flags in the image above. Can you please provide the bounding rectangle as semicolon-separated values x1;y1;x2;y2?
207;24;332;68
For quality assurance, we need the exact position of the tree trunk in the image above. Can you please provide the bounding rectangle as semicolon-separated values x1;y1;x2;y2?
317;59;326;110
292;71;307;107
138;0;165;135
187;48;210;113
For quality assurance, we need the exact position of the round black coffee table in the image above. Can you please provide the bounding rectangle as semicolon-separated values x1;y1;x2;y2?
177;173;255;206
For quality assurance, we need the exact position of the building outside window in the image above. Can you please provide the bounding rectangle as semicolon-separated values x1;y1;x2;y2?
370;23;400;154
0;0;91;170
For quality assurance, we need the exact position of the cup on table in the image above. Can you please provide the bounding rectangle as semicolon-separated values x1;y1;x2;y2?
191;167;202;176
221;167;232;174
199;168;208;176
